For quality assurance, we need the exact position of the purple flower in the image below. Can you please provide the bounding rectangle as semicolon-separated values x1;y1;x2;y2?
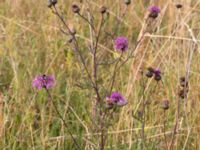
114;36;128;52
153;68;161;76
106;92;127;107
148;6;161;18
32;75;55;90
153;68;162;81
149;6;161;13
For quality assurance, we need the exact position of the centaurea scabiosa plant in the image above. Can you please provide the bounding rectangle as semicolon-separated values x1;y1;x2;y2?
46;1;146;149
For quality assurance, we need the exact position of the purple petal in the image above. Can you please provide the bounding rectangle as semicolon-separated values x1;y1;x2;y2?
32;75;55;90
106;92;128;107
114;36;128;52
148;6;161;13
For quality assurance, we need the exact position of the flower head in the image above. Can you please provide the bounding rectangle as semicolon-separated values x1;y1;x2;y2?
72;4;80;14
148;6;161;18
153;68;162;81
153;68;161;76
149;6;161;13
114;36;128;52
32;75;55;90
106;92;127;107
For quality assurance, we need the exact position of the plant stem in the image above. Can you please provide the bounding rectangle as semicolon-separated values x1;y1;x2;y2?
163;110;168;150
45;89;81;150
169;97;180;150
141;75;146;150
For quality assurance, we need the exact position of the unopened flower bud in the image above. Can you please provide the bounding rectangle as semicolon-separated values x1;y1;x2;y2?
124;0;131;5
178;89;188;99
161;100;169;110
176;4;182;9
154;74;161;81
179;76;188;88
71;28;76;35
145;67;154;78
100;6;107;14
52;0;57;5
72;4;80;13
47;0;53;7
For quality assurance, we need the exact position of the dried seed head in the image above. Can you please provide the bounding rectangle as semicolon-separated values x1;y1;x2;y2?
72;4;80;13
47;0;53;7
161;100;169;110
145;67;154;78
100;6;107;14
71;28;76;35
176;4;182;9
124;0;131;5
47;0;57;8
178;89;188;99
52;0;57;5
179;76;188;88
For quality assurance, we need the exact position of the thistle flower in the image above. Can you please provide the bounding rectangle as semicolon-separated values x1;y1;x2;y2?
148;6;161;18
32;75;55;90
106;92;127;107
153;68;162;81
114;36;128;52
153;68;161;76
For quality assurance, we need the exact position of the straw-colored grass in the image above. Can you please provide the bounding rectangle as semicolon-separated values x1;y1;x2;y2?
1;0;200;149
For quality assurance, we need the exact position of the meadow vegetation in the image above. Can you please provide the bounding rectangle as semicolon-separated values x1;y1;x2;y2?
1;0;200;149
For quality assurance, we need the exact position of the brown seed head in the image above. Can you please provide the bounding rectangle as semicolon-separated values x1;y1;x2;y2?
100;6;107;14
72;4;80;13
161;100;169;110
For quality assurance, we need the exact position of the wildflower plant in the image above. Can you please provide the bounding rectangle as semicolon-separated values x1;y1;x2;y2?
43;1;157;149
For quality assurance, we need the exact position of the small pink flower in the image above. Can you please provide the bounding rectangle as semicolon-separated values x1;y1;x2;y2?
32;75;55;90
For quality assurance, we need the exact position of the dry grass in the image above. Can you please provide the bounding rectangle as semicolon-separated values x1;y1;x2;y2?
1;0;200;149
